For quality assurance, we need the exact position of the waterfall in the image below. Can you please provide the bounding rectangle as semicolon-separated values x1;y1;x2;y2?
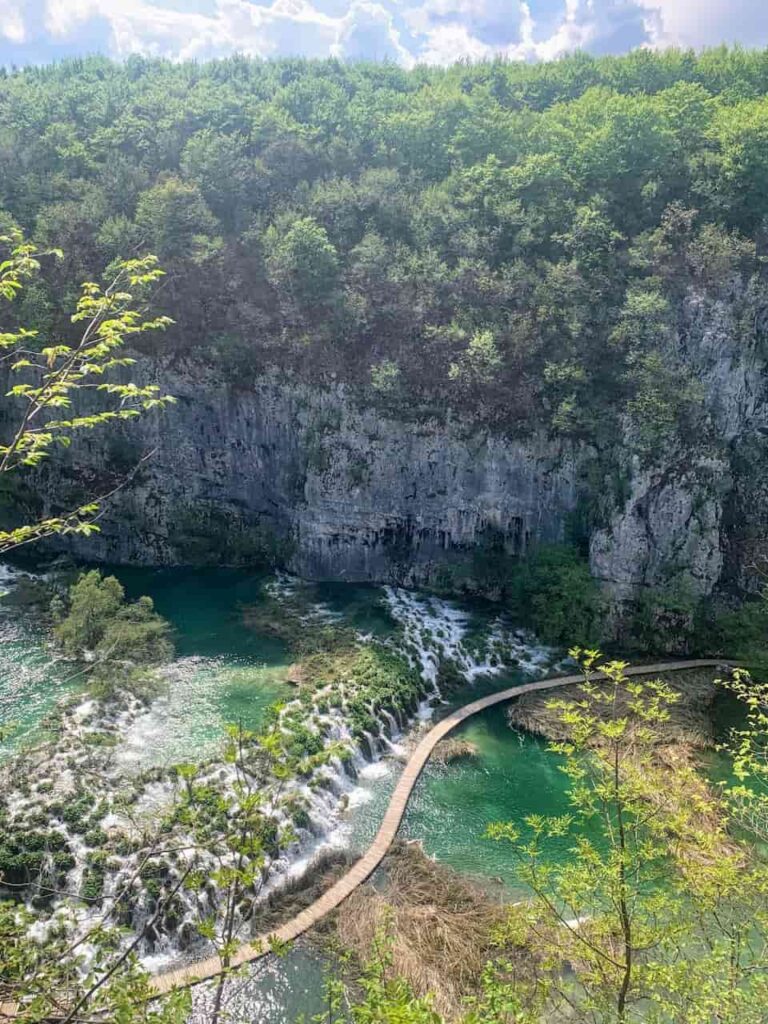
2;570;559;975
383;586;556;689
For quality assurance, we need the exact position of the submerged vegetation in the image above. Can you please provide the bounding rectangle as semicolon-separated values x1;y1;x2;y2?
0;573;452;1022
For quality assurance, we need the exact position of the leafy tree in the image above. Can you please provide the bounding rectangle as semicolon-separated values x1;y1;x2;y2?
135;177;220;263
54;569;124;654
369;358;401;396
710;97;768;230
175;718;347;1024
508;546;602;646
310;934;441;1024
720;668;768;841
0;231;174;555
180;129;262;230
709;596;768;673
54;569;173;670
264;214;339;310
625;349;705;462
0;901;190;1024
448;329;502;389
2;50;768;448
486;651;768;1023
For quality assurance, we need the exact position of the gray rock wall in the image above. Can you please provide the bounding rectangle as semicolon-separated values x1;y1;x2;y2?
14;276;768;602
34;370;580;584
590;279;768;605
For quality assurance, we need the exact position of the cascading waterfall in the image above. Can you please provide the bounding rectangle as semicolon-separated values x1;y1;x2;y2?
155;582;556;967
0;569;558;975
383;585;555;693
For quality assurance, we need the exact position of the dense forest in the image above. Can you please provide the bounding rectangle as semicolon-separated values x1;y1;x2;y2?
2;46;768;458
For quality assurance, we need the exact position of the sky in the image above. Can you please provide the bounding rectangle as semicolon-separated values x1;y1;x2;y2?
1;0;767;69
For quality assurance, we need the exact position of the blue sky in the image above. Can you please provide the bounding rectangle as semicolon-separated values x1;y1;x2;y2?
2;0;767;68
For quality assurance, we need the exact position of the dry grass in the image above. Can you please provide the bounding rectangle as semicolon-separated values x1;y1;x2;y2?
432;738;478;764
646;743;744;866
507;668;720;749
334;842;510;1019
257;849;353;933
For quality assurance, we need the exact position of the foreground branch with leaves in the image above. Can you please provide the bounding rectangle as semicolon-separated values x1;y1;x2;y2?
0;236;185;1022
482;652;768;1023
0;230;175;555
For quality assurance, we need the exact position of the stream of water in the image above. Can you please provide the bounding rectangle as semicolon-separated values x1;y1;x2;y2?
0;563;740;1023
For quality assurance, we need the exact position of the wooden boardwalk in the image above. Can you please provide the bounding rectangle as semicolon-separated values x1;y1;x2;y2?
151;658;732;996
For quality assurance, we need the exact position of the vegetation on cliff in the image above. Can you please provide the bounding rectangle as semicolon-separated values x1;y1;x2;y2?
1;49;767;460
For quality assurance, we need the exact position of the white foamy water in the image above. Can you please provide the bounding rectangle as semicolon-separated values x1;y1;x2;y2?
357;760;391;781
384;587;555;692
1;565;563;1013
117;656;291;769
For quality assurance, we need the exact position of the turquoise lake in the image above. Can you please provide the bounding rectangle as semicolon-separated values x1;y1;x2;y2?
0;562;744;1022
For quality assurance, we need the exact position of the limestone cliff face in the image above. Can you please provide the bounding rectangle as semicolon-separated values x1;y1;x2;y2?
36;369;580;584
590;276;768;605
18;276;768;601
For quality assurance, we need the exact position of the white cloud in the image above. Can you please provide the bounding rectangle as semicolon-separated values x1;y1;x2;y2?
404;0;525;45
45;0;235;58
404;0;525;63
637;0;768;50
418;22;494;63
4;0;768;67
333;1;414;64
409;0;652;66
506;0;594;60
1;0;27;42
39;0;411;62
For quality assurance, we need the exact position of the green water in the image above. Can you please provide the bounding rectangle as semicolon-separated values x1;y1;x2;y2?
115;566;285;663
399;695;745;895
0;583;78;755
403;706;575;891
341;702;598;897
313;580;399;637
1;565;296;766
110;567;294;766
0;563;748;1020
5;563;737;890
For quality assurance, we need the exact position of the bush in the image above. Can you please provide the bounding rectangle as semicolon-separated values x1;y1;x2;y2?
0;829;74;891
54;571;173;677
627;583;700;655
54;571;124;655
507;545;603;647
97;596;173;664
705;596;768;673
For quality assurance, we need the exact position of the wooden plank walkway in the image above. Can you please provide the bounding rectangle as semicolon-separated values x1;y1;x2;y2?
151;658;732;996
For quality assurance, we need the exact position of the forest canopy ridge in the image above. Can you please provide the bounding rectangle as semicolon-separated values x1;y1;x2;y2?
2;45;768;444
